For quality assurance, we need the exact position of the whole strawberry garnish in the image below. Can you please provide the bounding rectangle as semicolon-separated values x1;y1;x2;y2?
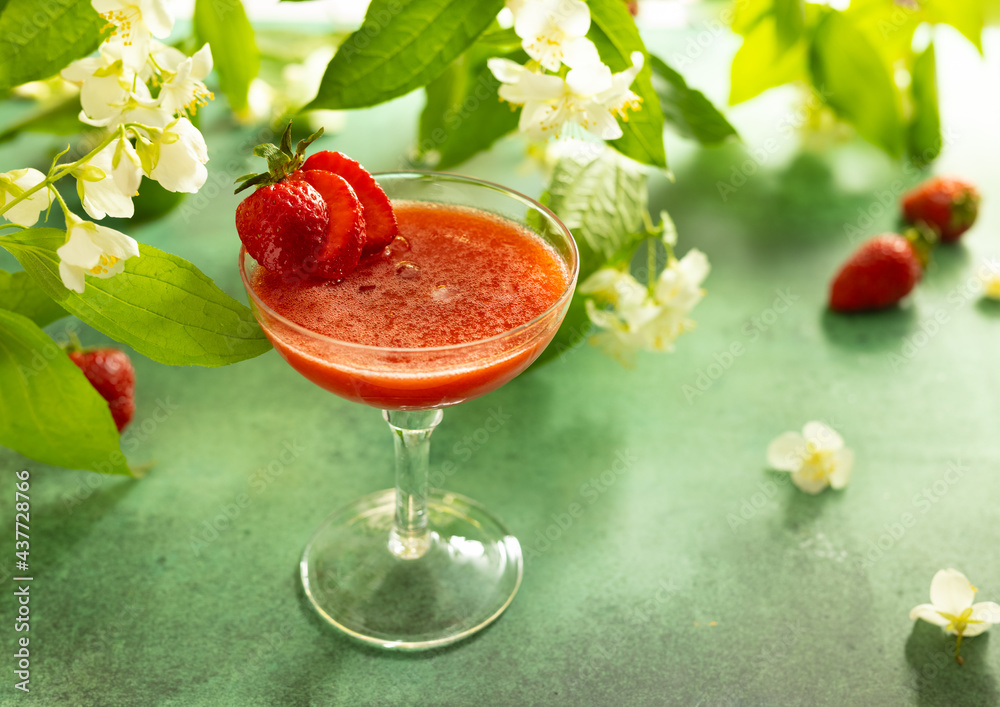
829;234;923;312
901;176;980;243
235;125;365;279
68;348;135;432
302;150;398;258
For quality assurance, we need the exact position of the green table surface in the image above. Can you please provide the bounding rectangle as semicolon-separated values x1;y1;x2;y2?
3;22;1000;707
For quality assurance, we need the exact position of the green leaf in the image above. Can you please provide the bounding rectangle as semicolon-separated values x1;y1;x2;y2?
417;43;522;169
307;0;505;110
0;308;129;474
194;0;260;114
926;0;983;53
729;15;808;104
0;270;65;326
531;146;648;367
809;11;904;158
774;0;805;48
0;0;106;92
587;0;667;169
1;229;271;367
907;42;941;167
650;54;738;147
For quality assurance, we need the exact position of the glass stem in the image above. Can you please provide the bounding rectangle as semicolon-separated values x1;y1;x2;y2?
382;409;443;559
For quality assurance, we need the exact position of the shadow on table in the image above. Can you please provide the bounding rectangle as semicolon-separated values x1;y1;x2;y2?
905;621;997;706
35;471;139;567
819;307;918;352
768;471;847;531
975;298;1000;317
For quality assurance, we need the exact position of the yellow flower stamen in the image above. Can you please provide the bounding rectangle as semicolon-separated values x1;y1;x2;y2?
88;253;121;275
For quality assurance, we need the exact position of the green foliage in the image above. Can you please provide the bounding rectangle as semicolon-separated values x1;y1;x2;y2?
587;0;667;169
532;146;649;366
417;41;524;169
809;10;904;157
729;9;808;105
727;0;982;163
650;54;738;146
194;0;260;114
0;308;129;475
308;0;505;110
0;0;106;91
1;229;271;367
907;42;941;166
0;270;65;326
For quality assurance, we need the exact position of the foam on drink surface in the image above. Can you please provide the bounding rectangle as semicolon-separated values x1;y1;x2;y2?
252;201;569;348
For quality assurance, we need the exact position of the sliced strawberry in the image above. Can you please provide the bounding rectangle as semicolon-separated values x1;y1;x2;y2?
302;151;398;257
236;180;331;277
292;170;365;279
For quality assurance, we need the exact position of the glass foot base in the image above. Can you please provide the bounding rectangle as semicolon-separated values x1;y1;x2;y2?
300;488;523;650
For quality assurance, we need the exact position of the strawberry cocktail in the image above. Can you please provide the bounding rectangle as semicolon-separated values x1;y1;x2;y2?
237;129;577;649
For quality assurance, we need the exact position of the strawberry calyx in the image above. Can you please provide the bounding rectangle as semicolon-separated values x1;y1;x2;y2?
234;122;324;195
902;224;937;270
949;188;981;233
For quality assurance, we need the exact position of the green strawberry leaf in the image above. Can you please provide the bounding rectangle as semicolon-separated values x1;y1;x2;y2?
0;308;129;475
0;270;66;327
0;0;107;92
531;146;648;367
417;42;523;169
650;54;738;147
809;10;904;158
587;0;667;169
907;42;941;167
1;228;271;367
307;0;505;110
194;0;260;114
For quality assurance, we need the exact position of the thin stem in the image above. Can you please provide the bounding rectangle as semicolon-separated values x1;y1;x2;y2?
382;409;443;560
955;632;965;665
0;128;123;219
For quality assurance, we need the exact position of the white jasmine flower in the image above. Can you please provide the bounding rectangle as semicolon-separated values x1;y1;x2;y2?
57;215;140;293
91;0;174;72
74;137;143;220
767;421;854;494
511;0;595;72
155;44;214;117
489;51;644;140
62;45;165;129
580;248;710;366
142;118;209;193
910;569;1000;663
0;169;52;228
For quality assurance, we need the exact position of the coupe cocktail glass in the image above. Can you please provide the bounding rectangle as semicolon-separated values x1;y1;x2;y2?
240;172;578;649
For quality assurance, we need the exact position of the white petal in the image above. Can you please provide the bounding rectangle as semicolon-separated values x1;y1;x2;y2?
555;0;591;37
1;169;51;227
149;119;209;192
677;248;711;286
970;602;1000;627
767;432;807;472
58;261;86;293
803;421;843;452
488;57;525;85
790;468;829;494
137;0;174;37
909;604;950;627
560;36;600;70
57;225;105;270
566;63;613;97
828;448;854;489
190;43;213;77
929;569;976;616
580;103;621;140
